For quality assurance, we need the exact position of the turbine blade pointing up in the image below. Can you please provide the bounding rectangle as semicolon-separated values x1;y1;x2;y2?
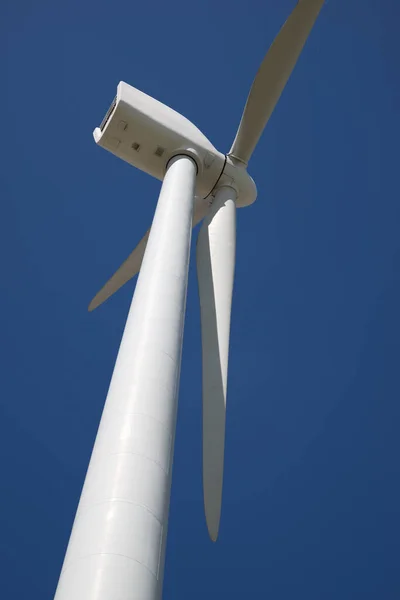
229;0;324;165
197;187;236;541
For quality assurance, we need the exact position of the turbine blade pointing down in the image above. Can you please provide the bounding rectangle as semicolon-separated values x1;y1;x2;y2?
88;229;150;311
197;186;236;541
88;198;210;311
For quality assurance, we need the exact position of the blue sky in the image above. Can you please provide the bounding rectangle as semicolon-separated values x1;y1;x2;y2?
2;0;400;598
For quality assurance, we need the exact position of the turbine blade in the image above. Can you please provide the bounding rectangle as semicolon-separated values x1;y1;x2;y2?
229;0;324;165
88;229;150;311
196;186;236;541
88;197;209;311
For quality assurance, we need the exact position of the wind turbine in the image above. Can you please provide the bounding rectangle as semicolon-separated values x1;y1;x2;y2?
54;1;324;599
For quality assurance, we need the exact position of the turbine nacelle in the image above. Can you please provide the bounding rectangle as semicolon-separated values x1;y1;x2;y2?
93;81;257;208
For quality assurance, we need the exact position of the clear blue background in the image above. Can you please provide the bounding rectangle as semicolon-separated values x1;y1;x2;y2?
2;1;400;598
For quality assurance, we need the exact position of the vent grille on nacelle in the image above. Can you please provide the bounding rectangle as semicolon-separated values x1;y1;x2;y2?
100;96;117;132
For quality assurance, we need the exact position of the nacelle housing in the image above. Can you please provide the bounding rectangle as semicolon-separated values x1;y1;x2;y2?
94;82;225;199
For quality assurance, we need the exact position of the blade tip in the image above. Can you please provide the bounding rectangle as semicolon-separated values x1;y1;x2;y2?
208;529;219;542
205;510;221;542
88;299;98;312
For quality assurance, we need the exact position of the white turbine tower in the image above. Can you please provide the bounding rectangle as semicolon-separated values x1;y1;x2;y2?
54;2;324;599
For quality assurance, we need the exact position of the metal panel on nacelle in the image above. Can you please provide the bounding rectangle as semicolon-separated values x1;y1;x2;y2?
93;82;225;199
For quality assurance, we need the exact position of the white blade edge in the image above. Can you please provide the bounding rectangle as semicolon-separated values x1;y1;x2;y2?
196;186;236;541
88;229;149;311
229;0;324;165
88;197;210;311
